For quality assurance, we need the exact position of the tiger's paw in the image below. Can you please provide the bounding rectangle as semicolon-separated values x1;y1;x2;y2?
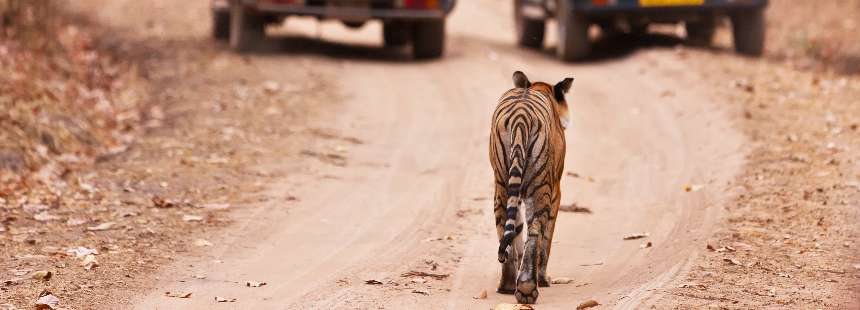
514;286;539;304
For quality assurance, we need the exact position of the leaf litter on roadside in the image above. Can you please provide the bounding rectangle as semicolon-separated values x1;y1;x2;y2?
411;288;430;295
35;290;60;310
401;271;449;280
165;291;192;298
494;304;534;310
86;222;115;231
473;289;487;299
66;246;98;258
246;281;267;287
31;270;52;281
182;214;205;222
81;254;99;270
364;279;383;285
623;232;650;240
193;239;213;247
683;184;705;192
559;203;592;214
723;257;744;266
152;196;175;208
576;299;600;309
214;296;237;303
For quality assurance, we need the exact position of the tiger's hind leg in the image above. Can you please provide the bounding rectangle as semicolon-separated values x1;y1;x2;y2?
537;187;561;287
515;199;545;304
494;184;517;294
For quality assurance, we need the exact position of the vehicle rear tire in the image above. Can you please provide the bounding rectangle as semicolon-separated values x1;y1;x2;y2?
229;2;265;52
731;8;765;56
383;22;410;47
556;0;590;61
685;17;715;47
515;0;545;48
212;9;230;40
412;19;445;59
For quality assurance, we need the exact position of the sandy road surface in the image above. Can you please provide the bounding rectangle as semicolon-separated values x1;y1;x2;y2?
112;1;747;309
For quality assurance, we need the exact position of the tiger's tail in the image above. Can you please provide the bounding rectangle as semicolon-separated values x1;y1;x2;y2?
498;119;528;263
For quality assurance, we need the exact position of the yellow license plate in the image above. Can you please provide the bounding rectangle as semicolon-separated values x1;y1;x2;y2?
640;0;705;6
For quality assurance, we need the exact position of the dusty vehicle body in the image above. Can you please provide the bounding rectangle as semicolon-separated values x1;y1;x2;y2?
515;0;768;61
213;0;456;59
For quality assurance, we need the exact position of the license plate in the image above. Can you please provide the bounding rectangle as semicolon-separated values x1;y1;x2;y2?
640;0;705;7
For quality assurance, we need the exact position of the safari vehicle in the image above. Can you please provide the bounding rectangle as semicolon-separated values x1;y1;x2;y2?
212;0;456;59
515;0;768;61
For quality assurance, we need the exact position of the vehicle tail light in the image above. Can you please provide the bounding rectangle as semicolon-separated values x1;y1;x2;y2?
401;0;439;9
591;0;614;5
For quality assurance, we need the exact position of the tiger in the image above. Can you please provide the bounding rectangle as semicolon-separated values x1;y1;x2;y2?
489;71;573;304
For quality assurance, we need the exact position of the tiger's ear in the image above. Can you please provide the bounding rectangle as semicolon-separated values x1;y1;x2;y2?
513;71;531;88
554;77;574;95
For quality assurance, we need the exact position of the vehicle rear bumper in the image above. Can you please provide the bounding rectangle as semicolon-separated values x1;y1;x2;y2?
572;0;768;14
225;1;455;20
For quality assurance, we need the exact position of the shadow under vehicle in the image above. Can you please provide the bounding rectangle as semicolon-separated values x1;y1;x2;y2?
515;0;768;61
212;0;456;59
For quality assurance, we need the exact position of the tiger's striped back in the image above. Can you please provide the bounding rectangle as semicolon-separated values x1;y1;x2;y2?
490;85;566;261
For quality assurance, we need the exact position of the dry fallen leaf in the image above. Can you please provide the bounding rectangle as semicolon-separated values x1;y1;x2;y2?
551;277;574;284
182;215;204;222
214;296;237;303
66;218;86;226
33;211;60;222
723;257;743;266
81;254;99;270
262;80;280;94
198;203;230;210
473;289;487;299
559;203;592;213
684;184;705;192
35;290;59;310
165;291;193;298
623;232;650;240
31;270;52;281
576;299;600;309
66;246;98;258
365;279;383;285
86;222;115;231
401;271;449;280
246;281;267;287
494;303;535;310
152;196;175;208
679;283;706;289
193;239;213;247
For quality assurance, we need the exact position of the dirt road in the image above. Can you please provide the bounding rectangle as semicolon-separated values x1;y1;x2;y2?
73;1;746;309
